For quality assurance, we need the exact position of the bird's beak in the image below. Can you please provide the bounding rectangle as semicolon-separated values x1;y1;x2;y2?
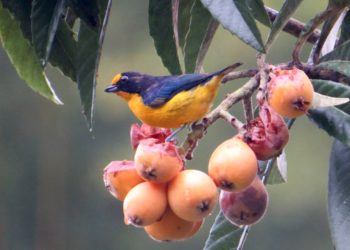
105;84;119;93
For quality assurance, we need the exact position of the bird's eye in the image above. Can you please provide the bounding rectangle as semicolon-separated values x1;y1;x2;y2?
121;75;129;82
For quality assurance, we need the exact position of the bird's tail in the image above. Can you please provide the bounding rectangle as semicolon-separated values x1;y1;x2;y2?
214;62;243;77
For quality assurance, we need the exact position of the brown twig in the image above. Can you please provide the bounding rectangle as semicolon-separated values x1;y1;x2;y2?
219;110;245;131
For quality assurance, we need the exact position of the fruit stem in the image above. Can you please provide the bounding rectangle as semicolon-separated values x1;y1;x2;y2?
256;54;269;104
242;97;253;122
236;226;250;250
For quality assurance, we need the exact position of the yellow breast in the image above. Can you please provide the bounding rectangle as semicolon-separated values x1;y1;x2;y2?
120;76;223;128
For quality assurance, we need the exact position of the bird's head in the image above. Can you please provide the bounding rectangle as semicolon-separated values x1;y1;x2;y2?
105;72;145;100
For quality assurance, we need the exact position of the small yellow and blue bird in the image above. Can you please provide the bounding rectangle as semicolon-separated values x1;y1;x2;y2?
105;63;241;129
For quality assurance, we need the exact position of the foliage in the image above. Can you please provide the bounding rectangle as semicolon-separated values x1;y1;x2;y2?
1;0;350;249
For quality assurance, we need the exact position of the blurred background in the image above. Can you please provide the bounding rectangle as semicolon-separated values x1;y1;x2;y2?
0;0;334;249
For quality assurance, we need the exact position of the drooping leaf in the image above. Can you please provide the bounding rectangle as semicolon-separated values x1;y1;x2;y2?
172;0;180;50
247;0;271;27
328;139;350;250
0;2;62;104
266;0;303;49
68;0;99;30
320;40;350;61
149;0;182;75
312;79;350;113
178;0;195;50
338;9;350;45
203;210;244;250
76;0;110;129
312;7;346;61
184;0;216;73
49;20;77;82
1;0;32;40
192;19;219;72
200;0;265;52
308;107;350;146
316;60;350;77
31;0;66;65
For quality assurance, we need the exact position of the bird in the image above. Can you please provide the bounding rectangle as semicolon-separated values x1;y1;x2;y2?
105;62;242;129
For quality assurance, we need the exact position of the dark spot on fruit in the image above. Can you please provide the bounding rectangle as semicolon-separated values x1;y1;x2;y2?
292;97;310;111
197;200;210;213
220;180;234;190
128;215;143;226
142;167;157;180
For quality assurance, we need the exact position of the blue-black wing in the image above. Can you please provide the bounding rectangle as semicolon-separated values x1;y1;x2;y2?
141;73;214;108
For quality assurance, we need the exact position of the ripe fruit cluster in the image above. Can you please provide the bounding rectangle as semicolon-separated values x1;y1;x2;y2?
103;68;315;241
104;124;218;241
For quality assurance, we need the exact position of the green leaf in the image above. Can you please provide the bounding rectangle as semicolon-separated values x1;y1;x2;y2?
76;0;110;129
308;107;350;146
328;139;350;250
312;8;346;62
31;0;66;65
316;60;350;77
200;0;265;52
0;2;62;104
178;0;195;50
1;0;32;40
203;210;244;250
68;0;99;30
311;92;349;108
184;0;216;73
312;79;350;114
266;0;303;49
320;40;350;61
149;0;182;75
338;9;350;45
247;0;271;27
49;20;77;82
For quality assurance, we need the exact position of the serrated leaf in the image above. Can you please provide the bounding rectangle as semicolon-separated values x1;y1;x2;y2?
328;139;350;250
76;0;110;129
247;0;271;27
68;0;99;29
149;0;182;75
266;0;303;49
1;0;32;40
316;60;350;77
31;0;66;65
338;9;350;45
312;79;350;114
203;210;244;250
0;2;62;104
320;40;350;61
49;20;77;82
308;107;350;146
311;92;349;108
200;0;265;52
184;0;216;73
